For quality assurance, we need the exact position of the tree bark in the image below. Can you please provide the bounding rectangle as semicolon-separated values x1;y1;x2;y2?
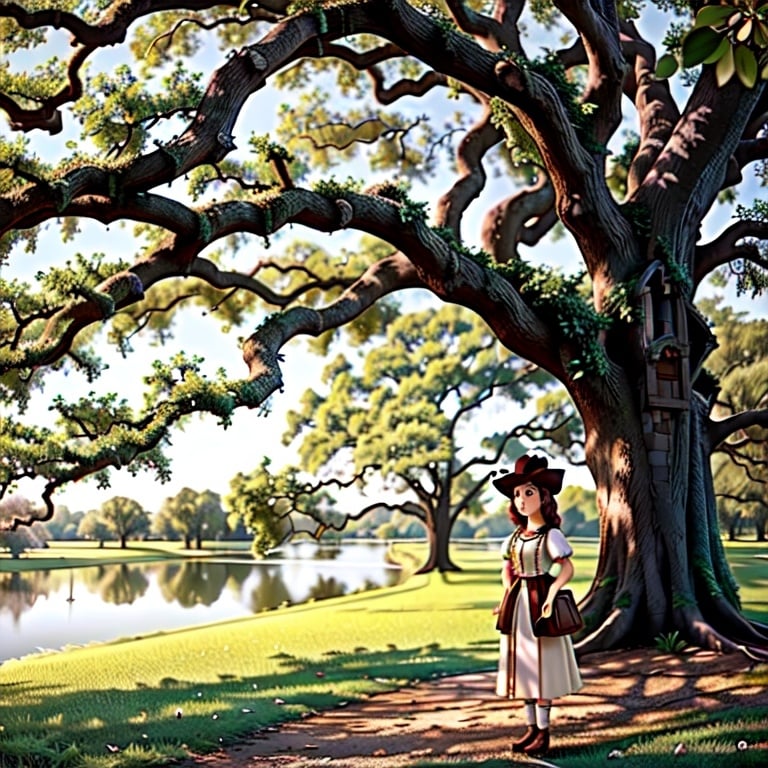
418;498;460;574
570;372;768;655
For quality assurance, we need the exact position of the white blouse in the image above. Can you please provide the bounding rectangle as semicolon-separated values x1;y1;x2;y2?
501;527;573;577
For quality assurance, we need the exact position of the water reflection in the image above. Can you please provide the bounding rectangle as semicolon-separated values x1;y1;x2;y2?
156;561;230;608
0;542;400;662
87;563;150;605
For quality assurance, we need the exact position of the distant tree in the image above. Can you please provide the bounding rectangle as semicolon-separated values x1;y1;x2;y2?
0;497;48;557
77;509;112;547
155;488;227;549
99;496;150;549
195;490;227;547
472;505;514;540
43;505;85;541
714;454;767;541
165;488;198;548
221;515;251;542
274;305;573;572
150;502;182;542
557;485;599;537
700;300;768;540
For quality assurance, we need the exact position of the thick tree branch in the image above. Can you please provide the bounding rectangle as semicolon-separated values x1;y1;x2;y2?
242;248;420;380
445;0;520;53
492;58;636;281
0;0;238;46
734;136;768;170
708;408;768;449
694;220;768;290
2;249;419;527
0;1;250;133
620;20;680;198
4;177;564;382
554;0;625;144
633;70;765;264
435;104;502;238
321;41;449;105
0;43;90;133
480;173;555;264
366;67;447;105
1;0;626;290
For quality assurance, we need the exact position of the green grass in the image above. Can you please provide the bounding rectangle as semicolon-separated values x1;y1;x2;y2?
722;541;768;622
552;710;768;767
0;544;503;767
0;539;765;767
0;541;246;573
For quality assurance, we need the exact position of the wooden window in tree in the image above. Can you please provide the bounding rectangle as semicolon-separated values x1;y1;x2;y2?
635;260;690;411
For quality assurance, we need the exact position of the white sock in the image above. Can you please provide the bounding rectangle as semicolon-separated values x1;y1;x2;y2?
524;700;536;726
535;703;551;730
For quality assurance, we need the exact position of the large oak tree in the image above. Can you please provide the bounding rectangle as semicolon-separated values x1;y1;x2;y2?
273;304;572;572
1;1;767;655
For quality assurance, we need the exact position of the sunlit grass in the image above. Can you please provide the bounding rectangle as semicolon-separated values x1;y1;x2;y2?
553;709;768;767
0;540;240;573
0;544;501;766
0;539;765;767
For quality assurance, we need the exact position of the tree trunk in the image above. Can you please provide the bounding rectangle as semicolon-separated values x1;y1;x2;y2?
728;513;740;541
573;381;768;656
120;534;127;548
417;499;459;574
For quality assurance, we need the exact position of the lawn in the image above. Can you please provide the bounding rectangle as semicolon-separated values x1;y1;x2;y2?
0;539;765;767
0;540;233;573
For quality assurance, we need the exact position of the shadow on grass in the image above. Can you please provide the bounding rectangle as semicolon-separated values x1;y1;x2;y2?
0;643;492;766
549;708;768;768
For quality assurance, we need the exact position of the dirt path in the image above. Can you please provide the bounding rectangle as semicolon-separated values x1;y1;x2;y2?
178;648;768;767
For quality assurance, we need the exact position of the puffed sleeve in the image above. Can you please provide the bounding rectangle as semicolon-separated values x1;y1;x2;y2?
500;534;513;558
546;528;573;561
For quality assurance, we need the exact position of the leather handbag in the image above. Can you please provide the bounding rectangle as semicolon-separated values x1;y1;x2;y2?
495;580;519;634
533;589;583;637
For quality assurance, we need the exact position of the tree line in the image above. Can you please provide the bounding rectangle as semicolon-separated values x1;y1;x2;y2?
0;480;602;559
0;490;236;556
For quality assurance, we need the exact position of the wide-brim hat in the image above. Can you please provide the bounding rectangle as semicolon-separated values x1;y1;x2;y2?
493;454;565;498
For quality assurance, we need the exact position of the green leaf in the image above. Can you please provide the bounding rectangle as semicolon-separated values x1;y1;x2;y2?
734;44;758;87
716;43;736;85
702;35;731;64
655;53;679;79
754;20;768;48
682;26;726;68
694;5;736;29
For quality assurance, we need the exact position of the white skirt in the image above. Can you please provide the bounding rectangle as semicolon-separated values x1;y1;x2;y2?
496;585;583;700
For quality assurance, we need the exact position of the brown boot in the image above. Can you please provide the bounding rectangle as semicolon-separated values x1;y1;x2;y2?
523;727;550;755
512;725;539;753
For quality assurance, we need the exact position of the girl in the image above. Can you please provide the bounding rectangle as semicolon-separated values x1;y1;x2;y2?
493;454;583;756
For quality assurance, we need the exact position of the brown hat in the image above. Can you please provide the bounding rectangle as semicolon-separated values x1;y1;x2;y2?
493;454;565;498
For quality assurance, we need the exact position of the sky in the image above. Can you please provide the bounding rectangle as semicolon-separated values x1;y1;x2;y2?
2;6;765;518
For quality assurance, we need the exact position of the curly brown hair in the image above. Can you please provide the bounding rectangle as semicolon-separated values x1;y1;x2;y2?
507;485;562;529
